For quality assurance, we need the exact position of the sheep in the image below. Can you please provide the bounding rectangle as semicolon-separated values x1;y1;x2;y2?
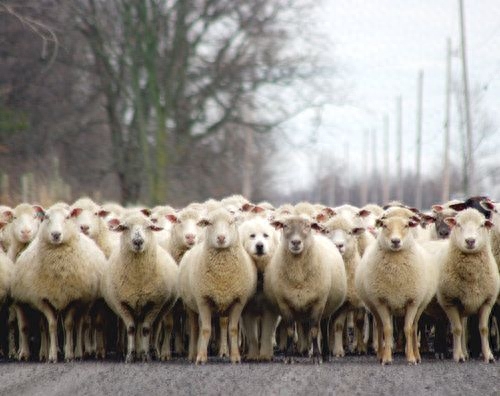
157;207;202;359
334;204;375;257
355;215;438;365
436;208;500;363
10;203;104;362
0;225;13;357
149;205;177;248
6;203;44;261
104;213;178;363
178;208;256;364
322;215;366;356
0;205;13;252
239;216;280;361
264;215;347;363
425;204;458;240
360;204;384;237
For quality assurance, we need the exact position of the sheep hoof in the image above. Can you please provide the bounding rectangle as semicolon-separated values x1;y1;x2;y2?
195;354;207;365
125;352;136;363
283;356;294;364
381;360;392;366
142;352;152;363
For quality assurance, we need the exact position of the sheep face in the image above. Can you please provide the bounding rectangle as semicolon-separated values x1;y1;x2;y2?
167;210;201;248
446;209;493;253
323;217;363;256
272;216;321;255
113;214;162;253
239;217;277;267
198;209;238;249
431;205;457;239
72;206;108;238
41;206;80;245
11;204;44;243
376;216;418;252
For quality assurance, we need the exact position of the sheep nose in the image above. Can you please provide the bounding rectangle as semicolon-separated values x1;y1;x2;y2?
133;239;144;248
51;232;61;241
336;243;344;250
80;225;89;233
185;234;196;244
21;229;31;236
391;238;401;246
439;229;449;238
217;235;226;244
291;239;302;247
465;238;476;248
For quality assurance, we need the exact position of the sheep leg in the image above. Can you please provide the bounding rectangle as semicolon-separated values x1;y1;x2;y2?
196;303;212;364
443;305;465;362
377;304;393;365
74;312;84;360
218;316;229;358
461;317;469;360
116;304;137;363
14;304;30;361
242;313;258;361
39;317;48;362
332;311;347;357
8;305;17;359
277;320;287;352
283;320;296;364
63;306;77;362
39;300;59;363
478;303;495;363
403;304;419;365
354;309;367;354
94;309;106;360
320;317;330;361
260;308;279;361
186;309;198;362
228;302;244;364
308;320;322;364
160;314;174;361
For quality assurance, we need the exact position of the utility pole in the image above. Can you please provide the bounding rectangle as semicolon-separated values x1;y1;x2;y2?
371;129;378;204
442;38;452;203
396;96;403;202
415;70;424;209
459;0;474;195
360;130;369;206
382;115;390;204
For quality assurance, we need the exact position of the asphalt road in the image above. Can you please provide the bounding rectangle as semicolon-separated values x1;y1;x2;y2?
0;355;498;396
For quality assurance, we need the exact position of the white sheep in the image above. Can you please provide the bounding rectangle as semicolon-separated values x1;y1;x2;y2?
10;203;104;362
104;213;178;363
436;208;500;363
264;215;347;363
239;216;280;361
322;215;366;356
334;204;375;257
6;203;44;261
149;205;177;248
355;215;438;365
178;208;256;364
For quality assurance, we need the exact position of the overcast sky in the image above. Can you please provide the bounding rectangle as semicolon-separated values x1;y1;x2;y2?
277;0;500;194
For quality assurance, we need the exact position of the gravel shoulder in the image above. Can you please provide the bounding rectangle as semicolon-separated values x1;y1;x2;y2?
0;355;498;396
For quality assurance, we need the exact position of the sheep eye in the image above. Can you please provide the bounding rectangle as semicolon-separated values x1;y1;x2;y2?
263;233;269;238
250;234;256;239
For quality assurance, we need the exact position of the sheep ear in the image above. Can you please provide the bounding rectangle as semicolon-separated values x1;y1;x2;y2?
252;206;265;214
197;219;211;227
70;208;83;218
311;223;323;232
271;220;284;230
107;218;120;230
241;203;254;212
33;205;45;219
449;203;467;212
0;222;7;230
2;210;13;223
408;207;420;214
421;214;436;224
375;219;385;228
358;209;370;218
444;217;457;228
141;208;152;217
315;213;327;223
148;225;163;232
480;200;495;212
408;220;419;228
323;207;336;217
166;214;180;224
352;227;365;236
97;209;110;218
431;205;444;213
410;215;421;224
484;220;494;229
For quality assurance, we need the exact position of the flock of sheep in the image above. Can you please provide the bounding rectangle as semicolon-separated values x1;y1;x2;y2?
0;194;498;365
